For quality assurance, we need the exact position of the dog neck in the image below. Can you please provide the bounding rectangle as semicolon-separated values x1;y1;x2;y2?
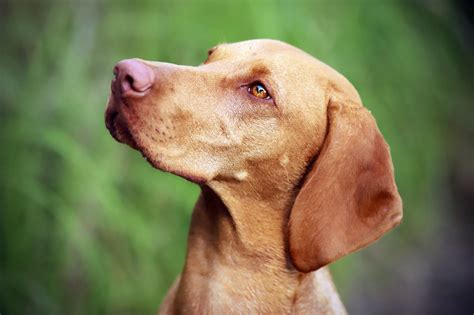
200;183;293;268
171;169;346;314
174;176;302;313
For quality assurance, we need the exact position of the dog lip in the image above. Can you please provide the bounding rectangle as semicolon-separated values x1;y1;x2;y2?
111;77;118;95
116;118;138;149
105;98;139;150
105;109;118;136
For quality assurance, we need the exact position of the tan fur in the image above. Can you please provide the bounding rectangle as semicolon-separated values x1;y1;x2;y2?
105;39;402;314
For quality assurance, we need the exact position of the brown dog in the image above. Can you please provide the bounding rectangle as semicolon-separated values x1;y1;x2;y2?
105;39;402;314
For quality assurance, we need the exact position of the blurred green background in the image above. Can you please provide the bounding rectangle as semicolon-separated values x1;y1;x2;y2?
1;0;473;314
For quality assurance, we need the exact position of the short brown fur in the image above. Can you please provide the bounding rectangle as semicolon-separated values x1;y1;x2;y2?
105;39;403;314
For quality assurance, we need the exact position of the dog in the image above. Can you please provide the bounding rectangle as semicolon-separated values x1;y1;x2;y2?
105;39;403;314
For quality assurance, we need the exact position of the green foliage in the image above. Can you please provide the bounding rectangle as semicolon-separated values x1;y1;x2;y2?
0;1;471;314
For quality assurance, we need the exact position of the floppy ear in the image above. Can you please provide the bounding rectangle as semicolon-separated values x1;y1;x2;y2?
288;97;403;273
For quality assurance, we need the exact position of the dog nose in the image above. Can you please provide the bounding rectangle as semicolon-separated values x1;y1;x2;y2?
112;59;154;97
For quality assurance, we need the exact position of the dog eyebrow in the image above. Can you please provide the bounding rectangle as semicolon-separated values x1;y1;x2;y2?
249;64;271;77
223;63;273;86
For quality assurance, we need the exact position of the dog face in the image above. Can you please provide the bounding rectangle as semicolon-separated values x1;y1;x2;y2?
105;39;402;272
105;39;344;184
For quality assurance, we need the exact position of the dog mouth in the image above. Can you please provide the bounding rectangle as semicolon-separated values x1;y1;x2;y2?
105;98;139;150
104;96;208;185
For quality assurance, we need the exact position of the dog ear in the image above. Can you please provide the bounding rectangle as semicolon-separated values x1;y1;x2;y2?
288;97;403;273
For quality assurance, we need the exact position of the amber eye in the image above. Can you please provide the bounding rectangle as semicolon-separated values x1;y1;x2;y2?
248;82;271;99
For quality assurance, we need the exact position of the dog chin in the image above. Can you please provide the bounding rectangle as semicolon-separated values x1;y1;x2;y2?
138;147;208;185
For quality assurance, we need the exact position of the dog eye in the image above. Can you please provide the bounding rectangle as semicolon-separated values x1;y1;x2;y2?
248;82;271;100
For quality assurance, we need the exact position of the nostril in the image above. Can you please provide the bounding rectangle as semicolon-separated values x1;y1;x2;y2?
125;74;134;86
113;59;155;97
121;74;135;93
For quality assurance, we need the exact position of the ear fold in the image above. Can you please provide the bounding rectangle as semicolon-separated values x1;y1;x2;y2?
288;98;403;273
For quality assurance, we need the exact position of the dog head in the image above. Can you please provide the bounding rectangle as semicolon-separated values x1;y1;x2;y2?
105;39;402;272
